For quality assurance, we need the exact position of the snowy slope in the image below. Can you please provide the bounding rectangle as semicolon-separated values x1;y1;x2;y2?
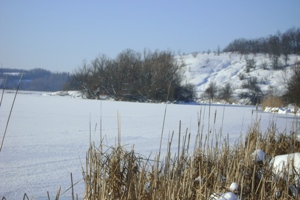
177;52;300;102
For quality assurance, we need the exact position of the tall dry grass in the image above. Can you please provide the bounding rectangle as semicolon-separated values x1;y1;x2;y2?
262;96;283;111
83;117;300;200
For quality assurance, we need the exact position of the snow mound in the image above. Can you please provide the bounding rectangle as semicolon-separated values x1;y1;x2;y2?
251;149;267;163
264;104;300;115
229;182;239;193
47;91;82;97
270;153;300;186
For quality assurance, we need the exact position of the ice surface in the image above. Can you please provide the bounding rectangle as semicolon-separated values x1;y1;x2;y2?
0;91;298;199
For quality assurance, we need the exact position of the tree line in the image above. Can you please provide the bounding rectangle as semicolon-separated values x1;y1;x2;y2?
65;49;195;102
223;27;300;56
0;68;69;91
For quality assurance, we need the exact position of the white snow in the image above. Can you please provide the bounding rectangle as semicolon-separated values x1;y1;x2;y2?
218;192;239;200
270;153;300;185
251;149;267;163
264;105;300;116
229;182;239;193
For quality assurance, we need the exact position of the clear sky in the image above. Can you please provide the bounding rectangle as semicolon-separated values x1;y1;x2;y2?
1;0;300;73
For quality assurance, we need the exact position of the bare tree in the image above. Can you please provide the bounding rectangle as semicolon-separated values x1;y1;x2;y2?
245;59;256;73
71;61;95;98
67;49;194;102
268;34;281;56
285;62;300;106
240;77;263;105
217;45;221;56
271;55;282;70
223;27;300;55
219;83;233;101
205;81;218;100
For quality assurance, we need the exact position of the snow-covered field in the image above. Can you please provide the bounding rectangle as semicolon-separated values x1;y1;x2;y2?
0;90;299;199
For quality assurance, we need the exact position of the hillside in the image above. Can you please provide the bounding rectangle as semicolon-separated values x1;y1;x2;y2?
178;52;300;104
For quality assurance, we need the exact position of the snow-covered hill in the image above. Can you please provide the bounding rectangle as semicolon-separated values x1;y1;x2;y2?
177;52;300;104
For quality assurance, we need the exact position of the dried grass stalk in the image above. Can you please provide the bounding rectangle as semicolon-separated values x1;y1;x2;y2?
82;118;300;200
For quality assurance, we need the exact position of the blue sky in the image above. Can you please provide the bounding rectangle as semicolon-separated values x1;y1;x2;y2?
1;1;300;72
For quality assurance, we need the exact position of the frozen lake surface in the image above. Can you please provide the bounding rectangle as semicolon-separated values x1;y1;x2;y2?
0;91;298;199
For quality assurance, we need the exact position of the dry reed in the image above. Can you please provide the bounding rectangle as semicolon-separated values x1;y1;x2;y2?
262;96;283;111
0;73;23;152
83;117;300;200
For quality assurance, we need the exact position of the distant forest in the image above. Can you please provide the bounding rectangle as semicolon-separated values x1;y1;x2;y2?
0;68;69;91
223;27;300;55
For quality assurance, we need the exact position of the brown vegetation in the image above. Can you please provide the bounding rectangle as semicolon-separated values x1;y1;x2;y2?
83;120;300;200
66;49;195;102
262;96;283;111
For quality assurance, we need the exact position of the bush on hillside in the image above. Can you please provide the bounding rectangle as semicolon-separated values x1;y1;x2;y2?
240;77;263;105
245;59;256;73
204;81;218;101
271;55;283;70
284;62;300;106
219;83;233;101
